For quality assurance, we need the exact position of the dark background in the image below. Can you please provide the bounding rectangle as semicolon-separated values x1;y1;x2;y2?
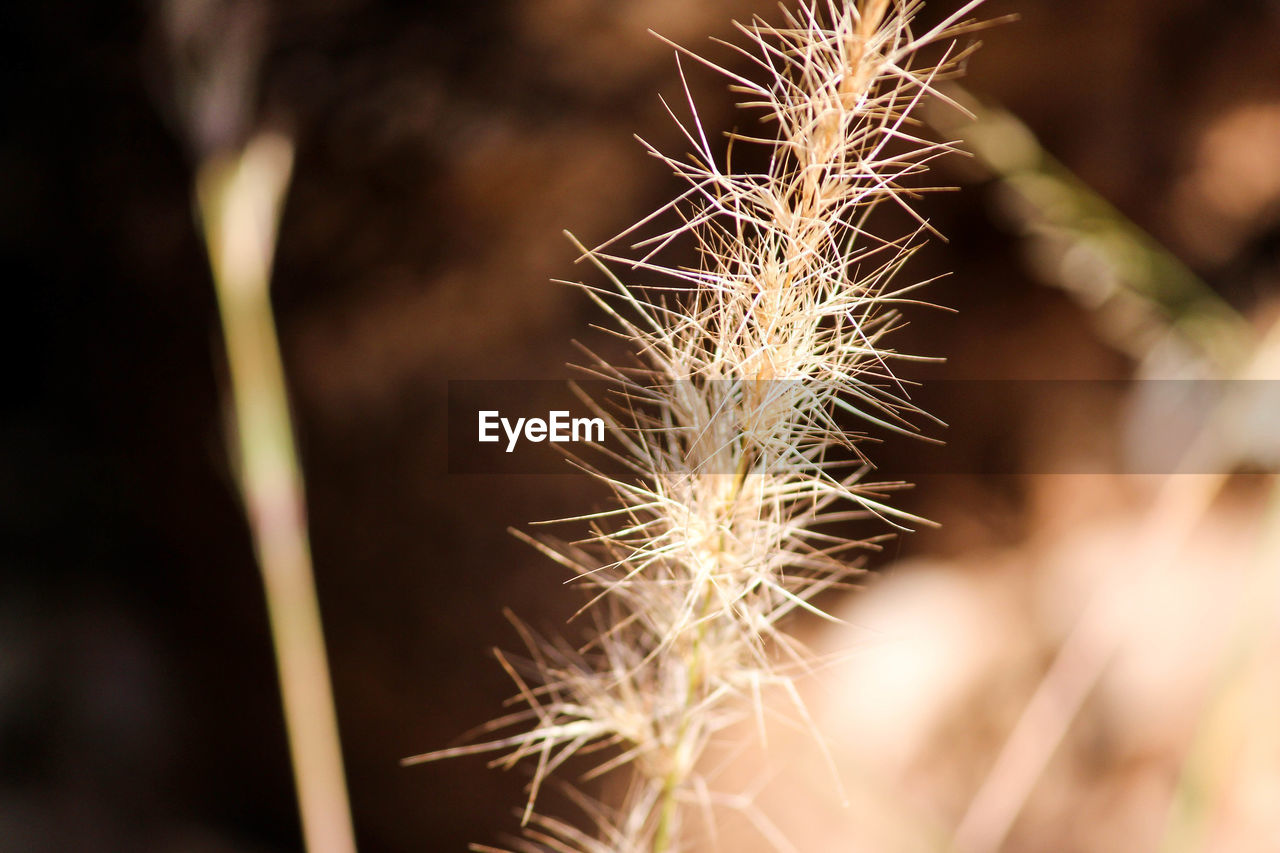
3;0;1278;850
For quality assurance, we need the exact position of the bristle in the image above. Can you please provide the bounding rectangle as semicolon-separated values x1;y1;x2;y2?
422;3;987;849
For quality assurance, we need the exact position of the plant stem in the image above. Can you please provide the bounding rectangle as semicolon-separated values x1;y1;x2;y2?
653;456;753;853
197;132;359;853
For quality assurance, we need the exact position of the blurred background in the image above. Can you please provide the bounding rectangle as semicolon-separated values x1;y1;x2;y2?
2;0;1278;851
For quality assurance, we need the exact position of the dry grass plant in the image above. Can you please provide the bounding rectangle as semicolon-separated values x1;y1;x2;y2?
406;2;990;850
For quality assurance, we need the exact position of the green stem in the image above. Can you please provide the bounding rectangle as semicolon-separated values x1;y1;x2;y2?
653;449;754;852
197;133;358;853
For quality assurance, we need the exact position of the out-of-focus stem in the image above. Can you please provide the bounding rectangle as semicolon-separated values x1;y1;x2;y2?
930;88;1254;371
953;319;1280;853
196;132;358;853
952;470;1227;853
1159;477;1280;853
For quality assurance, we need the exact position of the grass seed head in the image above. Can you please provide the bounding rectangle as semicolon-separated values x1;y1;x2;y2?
417;3;988;849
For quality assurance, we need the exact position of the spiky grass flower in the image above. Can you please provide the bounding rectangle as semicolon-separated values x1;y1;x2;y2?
407;1;988;849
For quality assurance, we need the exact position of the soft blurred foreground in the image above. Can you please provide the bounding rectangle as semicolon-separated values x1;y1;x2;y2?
705;470;1280;853
2;0;1278;851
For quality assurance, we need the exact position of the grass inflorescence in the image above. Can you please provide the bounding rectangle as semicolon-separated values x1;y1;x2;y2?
406;2;988;850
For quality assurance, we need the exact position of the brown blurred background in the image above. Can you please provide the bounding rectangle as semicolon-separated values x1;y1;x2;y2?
2;0;1278;851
